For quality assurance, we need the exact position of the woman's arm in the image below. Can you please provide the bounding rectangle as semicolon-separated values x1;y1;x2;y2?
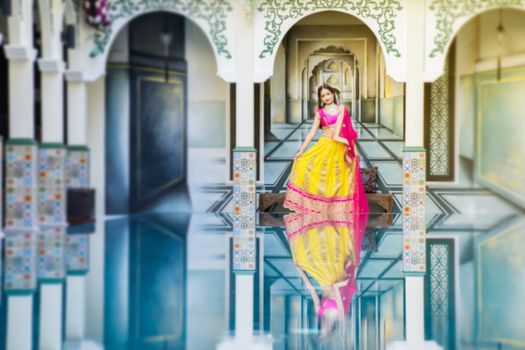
295;264;320;309
294;112;321;159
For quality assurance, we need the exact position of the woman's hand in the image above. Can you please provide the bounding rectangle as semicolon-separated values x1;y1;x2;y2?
344;152;353;164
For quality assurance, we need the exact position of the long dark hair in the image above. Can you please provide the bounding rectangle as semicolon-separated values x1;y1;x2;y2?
317;84;341;108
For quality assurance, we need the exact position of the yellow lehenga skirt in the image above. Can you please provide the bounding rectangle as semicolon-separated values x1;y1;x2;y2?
284;129;359;213
286;214;357;286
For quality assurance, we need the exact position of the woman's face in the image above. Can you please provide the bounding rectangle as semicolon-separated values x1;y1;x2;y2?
320;88;334;105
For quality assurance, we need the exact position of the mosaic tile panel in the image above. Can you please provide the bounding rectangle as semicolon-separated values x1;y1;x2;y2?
3;229;38;293
65;148;90;189
38;187;66;225
5;141;39;229
232;148;257;271
38;146;67;188
38;226;66;280
402;149;427;273
65;234;89;274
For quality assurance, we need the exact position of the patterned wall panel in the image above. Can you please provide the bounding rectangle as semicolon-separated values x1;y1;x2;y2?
65;145;92;273
5;140;39;229
232;148;257;271
65;234;90;274
424;240;456;350
38;145;67;225
4;229;38;293
66;146;90;189
425;45;454;181
402;148;426;274
38;226;66;281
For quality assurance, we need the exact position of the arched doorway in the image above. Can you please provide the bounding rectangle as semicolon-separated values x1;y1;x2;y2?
425;7;525;211
105;11;229;214
262;11;406;201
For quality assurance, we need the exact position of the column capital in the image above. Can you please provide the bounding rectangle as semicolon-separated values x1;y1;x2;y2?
37;59;66;73
64;71;86;82
3;45;38;61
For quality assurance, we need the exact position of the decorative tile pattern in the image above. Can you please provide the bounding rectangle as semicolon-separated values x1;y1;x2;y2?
5;142;39;229
402;149;426;273
65;148;90;189
3;229;38;292
232;148;257;271
38;226;66;280
39;145;67;225
65;234;90;274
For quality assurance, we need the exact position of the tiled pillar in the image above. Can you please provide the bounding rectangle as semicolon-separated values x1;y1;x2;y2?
65;145;91;340
4;140;39;350
232;147;256;344
404;1;427;349
38;144;67;350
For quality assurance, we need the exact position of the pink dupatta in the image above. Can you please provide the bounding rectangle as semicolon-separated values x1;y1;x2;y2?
332;105;358;159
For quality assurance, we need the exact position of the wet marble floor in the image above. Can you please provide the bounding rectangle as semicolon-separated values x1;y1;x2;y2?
1;210;525;349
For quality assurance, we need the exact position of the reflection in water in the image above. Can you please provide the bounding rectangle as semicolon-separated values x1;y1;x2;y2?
284;210;368;347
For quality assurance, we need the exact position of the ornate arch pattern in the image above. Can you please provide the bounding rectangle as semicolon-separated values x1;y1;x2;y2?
257;0;403;59
87;0;233;59
425;0;525;81
428;0;525;58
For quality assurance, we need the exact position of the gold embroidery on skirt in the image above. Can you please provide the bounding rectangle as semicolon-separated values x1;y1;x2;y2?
304;233;315;267
302;155;317;190
283;187;357;213
335;157;341;193
319;229;328;271
318;157;329;197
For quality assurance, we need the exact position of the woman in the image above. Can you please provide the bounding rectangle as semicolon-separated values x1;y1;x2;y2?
284;210;368;338
283;84;368;214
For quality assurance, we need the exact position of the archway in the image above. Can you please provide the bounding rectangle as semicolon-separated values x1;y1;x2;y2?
104;11;228;215
425;7;525;211
262;11;406;202
81;2;235;82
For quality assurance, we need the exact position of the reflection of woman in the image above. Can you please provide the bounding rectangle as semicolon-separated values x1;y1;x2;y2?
284;84;368;214
284;210;368;337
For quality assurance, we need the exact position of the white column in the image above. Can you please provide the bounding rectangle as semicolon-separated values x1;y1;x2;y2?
405;276;425;349
405;0;425;147
39;62;65;142
66;275;86;339
4;51;37;138
4;0;36;138
66;77;88;145
7;296;33;350
403;1;427;349
235;11;254;147
39;284;63;350
85;78;106;342
235;273;254;345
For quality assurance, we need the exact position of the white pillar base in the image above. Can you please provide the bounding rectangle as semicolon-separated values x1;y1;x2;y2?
216;335;273;350
66;275;86;340
235;273;254;342
405;276;425;348
7;295;33;350
387;340;443;350
63;339;104;350
39;283;64;350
